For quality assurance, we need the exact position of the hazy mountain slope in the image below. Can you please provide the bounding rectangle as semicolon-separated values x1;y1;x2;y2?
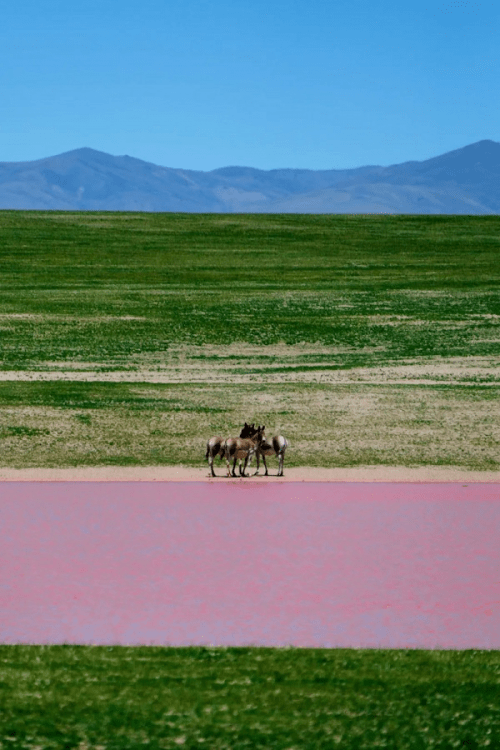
0;140;498;213
0;149;227;212
252;140;500;214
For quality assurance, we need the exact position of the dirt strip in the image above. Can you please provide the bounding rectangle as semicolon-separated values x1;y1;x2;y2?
0;466;498;483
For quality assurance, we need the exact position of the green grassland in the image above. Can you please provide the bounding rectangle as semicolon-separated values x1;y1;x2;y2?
0;211;499;469
1;646;499;749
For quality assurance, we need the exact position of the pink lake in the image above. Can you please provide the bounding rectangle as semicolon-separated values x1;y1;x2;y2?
1;482;499;649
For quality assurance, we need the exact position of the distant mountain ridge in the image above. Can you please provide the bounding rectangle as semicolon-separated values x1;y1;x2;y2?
0;140;499;213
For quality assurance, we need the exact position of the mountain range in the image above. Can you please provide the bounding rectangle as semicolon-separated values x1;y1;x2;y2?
1;139;499;214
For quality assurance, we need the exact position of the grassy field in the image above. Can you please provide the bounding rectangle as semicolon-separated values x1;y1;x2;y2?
1;215;499;749
0;210;499;469
1;645;499;749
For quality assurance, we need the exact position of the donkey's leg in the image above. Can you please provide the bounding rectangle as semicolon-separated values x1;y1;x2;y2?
254;451;260;475
241;450;253;477
278;451;284;476
231;456;239;477
248;450;259;476
245;451;256;476
208;452;216;477
261;453;269;476
225;448;232;477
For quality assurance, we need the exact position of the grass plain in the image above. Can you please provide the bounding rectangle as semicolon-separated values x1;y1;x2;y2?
0;210;498;469
1;645;499;749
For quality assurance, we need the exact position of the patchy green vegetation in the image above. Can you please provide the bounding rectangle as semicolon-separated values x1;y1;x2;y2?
0;381;498;470
1;212;500;364
1;646;499;749
0;211;499;469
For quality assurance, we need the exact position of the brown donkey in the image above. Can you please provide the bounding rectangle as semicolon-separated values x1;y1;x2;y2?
205;422;256;477
222;423;264;478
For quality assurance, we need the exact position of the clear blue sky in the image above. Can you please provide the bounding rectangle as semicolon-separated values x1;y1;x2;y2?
1;0;498;170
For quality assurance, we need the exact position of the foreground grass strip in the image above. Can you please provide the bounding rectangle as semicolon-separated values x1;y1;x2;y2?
1;646;499;749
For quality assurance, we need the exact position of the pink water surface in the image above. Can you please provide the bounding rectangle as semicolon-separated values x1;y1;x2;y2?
1;482;499;648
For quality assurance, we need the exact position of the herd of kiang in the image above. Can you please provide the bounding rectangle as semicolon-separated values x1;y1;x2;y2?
205;423;289;478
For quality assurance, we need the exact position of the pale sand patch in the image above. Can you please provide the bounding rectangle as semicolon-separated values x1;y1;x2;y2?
0;355;497;385
0;314;147;321
0;466;498;483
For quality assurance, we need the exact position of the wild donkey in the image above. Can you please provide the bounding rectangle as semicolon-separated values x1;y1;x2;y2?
205;435;225;477
222;423;264;478
255;425;289;477
205;422;256;477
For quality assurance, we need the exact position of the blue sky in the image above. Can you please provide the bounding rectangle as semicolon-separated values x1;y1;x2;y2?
1;0;498;170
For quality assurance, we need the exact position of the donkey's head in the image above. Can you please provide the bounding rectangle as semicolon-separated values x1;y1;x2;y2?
257;425;272;451
240;422;256;439
256;425;266;445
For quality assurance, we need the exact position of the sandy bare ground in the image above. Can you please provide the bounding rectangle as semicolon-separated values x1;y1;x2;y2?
0;353;498;386
0;465;498;483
